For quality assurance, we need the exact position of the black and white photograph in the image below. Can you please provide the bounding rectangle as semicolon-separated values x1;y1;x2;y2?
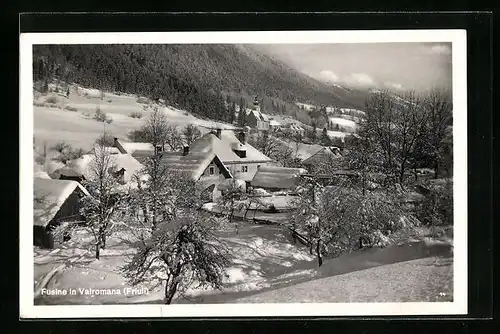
20;30;467;318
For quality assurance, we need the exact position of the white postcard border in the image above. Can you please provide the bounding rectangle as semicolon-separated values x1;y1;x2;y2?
20;29;467;318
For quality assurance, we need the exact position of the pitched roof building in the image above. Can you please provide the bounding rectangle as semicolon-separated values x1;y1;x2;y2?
251;166;308;190
246;97;270;131
302;146;342;166
50;150;145;188
33;178;90;248
160;128;273;200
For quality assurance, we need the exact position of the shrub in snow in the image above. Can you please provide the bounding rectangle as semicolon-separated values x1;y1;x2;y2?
415;179;453;227
45;96;59;104
93;106;113;123
129;111;143;119
51;141;85;164
136;97;149;104
289;176;416;267
64;105;78;112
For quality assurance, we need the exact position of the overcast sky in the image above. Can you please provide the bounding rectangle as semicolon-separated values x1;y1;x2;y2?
251;43;452;92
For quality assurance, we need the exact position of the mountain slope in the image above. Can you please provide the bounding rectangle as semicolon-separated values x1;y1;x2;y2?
33;44;366;121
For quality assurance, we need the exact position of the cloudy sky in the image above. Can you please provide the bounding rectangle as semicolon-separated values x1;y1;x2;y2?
252;43;452;92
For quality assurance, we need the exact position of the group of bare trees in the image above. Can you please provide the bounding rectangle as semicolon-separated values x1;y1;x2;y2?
357;89;453;185
288;89;452;267
54;110;229;304
128;108;202;150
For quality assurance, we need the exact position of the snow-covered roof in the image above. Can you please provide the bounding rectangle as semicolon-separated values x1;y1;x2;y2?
269;120;281;126
189;131;273;164
251;165;308;189
302;147;342;165
120;142;155;154
34;171;51;179
51;153;144;183
247;109;269;122
160;151;232;181
33;178;89;227
102;147;121;155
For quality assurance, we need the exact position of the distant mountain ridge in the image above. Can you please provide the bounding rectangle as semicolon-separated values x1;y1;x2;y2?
33;44;367;120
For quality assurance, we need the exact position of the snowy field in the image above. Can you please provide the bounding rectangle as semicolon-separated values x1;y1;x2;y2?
33;85;237;152
34;207;453;305
34;221;316;305
328;117;358;132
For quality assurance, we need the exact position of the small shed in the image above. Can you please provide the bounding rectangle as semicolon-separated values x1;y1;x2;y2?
251;166;308;191
34;178;90;249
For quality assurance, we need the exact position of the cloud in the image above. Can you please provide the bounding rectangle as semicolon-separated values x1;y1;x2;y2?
384;81;405;91
345;73;375;87
319;70;340;82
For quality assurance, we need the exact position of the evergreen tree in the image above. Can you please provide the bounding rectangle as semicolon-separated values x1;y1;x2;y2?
320;127;331;146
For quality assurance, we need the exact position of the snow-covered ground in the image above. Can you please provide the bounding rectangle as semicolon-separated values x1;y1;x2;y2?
328;117;357;131
34;221;316;305
295;102;315;111
33;85;237;151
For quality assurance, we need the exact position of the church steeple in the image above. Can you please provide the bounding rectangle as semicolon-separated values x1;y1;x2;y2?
253;96;260;112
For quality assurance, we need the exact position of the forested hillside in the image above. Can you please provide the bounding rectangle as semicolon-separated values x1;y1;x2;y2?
33;44;365;122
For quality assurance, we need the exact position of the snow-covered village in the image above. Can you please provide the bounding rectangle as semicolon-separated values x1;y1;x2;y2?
29;43;454;306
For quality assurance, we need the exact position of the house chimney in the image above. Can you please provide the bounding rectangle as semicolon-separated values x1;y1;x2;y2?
183;145;189;156
215;128;222;139
238;131;247;145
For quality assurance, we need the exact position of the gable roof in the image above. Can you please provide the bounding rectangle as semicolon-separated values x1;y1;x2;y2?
51;153;144;183
251;166;308;189
247;109;269;122
34;178;90;227
160;151;232;181
189;131;272;164
302;146;342;165
121;142;155;154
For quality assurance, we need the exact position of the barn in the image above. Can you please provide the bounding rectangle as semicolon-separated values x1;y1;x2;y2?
33;178;90;249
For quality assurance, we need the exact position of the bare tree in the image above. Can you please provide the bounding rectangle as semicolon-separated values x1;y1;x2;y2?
182;124;202;146
79;141;126;259
122;168;230;304
422;89;453;178
216;180;248;234
248;131;296;167
165;124;183;151
363;90;429;186
141;107;169;150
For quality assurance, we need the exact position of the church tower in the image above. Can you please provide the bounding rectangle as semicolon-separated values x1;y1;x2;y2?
253;96;260;112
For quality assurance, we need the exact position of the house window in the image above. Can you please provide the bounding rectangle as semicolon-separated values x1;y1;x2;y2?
209;167;214;175
241;165;248;173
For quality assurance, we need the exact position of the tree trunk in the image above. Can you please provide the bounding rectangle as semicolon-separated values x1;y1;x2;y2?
95;241;100;260
316;241;323;267
101;233;107;249
164;283;178;305
309;241;313;255
399;163;406;185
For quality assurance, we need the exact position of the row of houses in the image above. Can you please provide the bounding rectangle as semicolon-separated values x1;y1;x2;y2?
34;126;335;248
